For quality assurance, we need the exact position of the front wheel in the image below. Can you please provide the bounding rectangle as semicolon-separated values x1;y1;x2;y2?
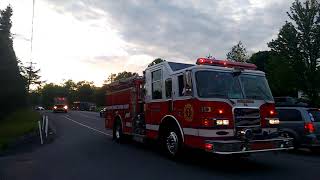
163;127;182;158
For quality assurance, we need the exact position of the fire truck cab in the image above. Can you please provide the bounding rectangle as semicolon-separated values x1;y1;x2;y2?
105;58;293;157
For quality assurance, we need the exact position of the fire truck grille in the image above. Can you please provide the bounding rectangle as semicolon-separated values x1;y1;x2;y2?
234;108;260;127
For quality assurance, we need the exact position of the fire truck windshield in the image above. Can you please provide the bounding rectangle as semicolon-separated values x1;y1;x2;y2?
195;71;273;101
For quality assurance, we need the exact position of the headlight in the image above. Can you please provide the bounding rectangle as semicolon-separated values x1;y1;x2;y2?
216;119;229;126
64;105;68;109
267;118;280;125
54;106;57;109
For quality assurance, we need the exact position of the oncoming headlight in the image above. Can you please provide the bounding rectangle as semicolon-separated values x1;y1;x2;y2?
64;105;68;109
54;106;57;109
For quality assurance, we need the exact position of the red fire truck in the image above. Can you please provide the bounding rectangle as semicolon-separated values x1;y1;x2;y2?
53;97;68;113
105;58;293;157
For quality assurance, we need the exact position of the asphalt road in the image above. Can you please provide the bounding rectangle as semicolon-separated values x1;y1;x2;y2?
1;111;320;180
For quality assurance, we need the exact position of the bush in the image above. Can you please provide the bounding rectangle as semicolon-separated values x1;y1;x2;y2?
0;109;39;150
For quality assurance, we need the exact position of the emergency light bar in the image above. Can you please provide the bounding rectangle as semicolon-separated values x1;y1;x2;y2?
196;58;257;70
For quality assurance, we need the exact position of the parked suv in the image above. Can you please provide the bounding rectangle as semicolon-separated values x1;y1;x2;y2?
276;107;320;151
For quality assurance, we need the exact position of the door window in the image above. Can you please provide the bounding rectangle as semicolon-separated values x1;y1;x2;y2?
277;109;302;121
152;69;162;99
165;78;172;99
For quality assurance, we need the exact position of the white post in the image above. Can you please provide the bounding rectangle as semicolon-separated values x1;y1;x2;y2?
42;115;45;130
38;121;43;145
45;115;49;138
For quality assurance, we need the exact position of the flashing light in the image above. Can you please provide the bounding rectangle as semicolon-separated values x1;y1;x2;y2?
196;58;257;70
202;119;210;127
304;122;315;134
205;143;213;151
216;119;229;126
269;110;275;116
64;105;68;110
268;118;280;125
218;109;224;114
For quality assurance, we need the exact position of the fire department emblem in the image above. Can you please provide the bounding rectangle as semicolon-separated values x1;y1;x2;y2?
184;104;194;122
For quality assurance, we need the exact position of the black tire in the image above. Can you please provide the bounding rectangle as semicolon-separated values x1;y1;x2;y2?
310;147;320;153
113;121;123;143
162;126;183;158
288;133;299;150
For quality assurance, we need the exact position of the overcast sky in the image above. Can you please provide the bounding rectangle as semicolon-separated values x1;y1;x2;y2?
0;0;294;86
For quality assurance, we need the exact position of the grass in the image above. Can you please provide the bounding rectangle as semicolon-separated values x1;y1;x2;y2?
0;109;39;151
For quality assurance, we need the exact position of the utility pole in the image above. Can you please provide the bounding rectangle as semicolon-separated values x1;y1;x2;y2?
27;0;35;93
26;61;36;92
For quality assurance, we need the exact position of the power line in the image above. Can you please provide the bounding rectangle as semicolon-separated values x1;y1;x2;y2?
30;0;35;62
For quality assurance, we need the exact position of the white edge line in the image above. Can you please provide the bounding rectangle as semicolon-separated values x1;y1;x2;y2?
64;116;112;137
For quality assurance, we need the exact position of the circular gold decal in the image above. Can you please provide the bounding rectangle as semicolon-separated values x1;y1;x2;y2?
184;104;194;122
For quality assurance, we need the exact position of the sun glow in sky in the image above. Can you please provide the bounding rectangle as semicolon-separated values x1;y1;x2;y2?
1;0;293;86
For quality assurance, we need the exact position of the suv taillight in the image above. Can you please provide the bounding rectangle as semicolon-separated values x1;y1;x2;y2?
304;122;315;134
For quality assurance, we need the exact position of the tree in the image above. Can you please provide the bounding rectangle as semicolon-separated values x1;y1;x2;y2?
148;58;166;67
105;71;138;84
249;51;271;72
268;0;320;105
63;79;77;104
22;62;43;92
226;41;249;62
94;85;107;107
40;83;67;108
105;73;117;84
0;6;27;118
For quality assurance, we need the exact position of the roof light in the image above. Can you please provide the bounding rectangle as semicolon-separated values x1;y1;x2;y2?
196;58;257;70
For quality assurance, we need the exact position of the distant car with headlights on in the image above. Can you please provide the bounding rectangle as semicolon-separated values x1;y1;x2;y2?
53;97;68;113
100;107;106;118
35;106;45;111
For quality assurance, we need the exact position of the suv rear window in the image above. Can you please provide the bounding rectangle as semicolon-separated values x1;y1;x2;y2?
277;109;302;122
308;109;320;122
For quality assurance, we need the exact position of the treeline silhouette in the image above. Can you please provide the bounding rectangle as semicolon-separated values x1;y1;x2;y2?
0;6;27;120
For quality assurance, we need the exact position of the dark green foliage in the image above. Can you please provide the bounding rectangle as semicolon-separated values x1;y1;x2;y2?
94;85;107;106
0;6;27;119
226;41;248;62
105;71;138;84
40;80;97;108
23;64;42;92
249;51;271;72
268;0;320;105
266;55;298;96
41;83;68;108
76;81;95;102
148;58;166;67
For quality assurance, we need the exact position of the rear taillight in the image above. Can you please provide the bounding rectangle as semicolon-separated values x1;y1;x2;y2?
304;122;315;134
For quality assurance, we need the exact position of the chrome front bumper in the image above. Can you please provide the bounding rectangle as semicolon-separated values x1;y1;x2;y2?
205;137;294;155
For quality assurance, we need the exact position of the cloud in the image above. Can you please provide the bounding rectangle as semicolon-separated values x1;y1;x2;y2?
45;0;293;61
3;0;295;86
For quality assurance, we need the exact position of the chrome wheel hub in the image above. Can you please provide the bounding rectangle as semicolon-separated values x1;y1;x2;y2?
115;126;120;139
166;132;178;155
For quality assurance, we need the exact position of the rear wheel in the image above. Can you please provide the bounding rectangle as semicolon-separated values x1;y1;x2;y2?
113;122;123;143
288;133;299;150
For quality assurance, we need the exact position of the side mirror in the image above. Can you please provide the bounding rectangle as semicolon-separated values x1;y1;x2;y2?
183;70;193;96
